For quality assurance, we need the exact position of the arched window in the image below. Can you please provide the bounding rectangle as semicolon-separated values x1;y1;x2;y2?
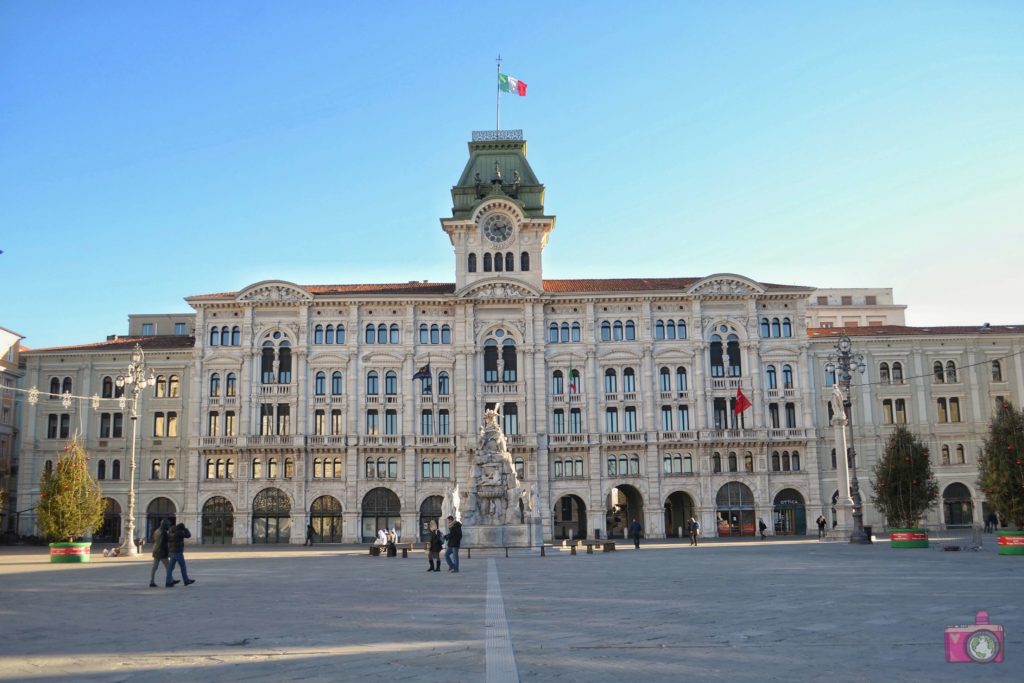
210;327;219;346
284;457;295;479
61;377;72;395
766;365;777;389
441;324;451;344
483;253;492;272
111;459;121;480
501;339;517;382
419;324;429;344
430;324;440;344
879;362;890;383
315;371;326;396
231;326;241;345
772;452;781;471
677;320;687;339
612;321;623;341
385;370;398;395
221;326;230;346
782;318;792;337
744;453;753;472
956;444;965;464
167;458;177;479
377;324;387;344
365;324;375;344
625;321;636;340
336;324;345;344
548;323;558;343
629;455;640;474
268;458;279;479
520;251;530;271
655;321;665;340
946;361;958;383
559;323;569;343
571;323;581;342
468;253;477;272
151;459;161;480
892;362;904;383
607;456;616;476
600;321;611;341
389;324;400;344
225;373;237;397
514;456;525;479
168;375;179;397
438;371;450;395
712;453;722;473
782;451;791;471
325;325;335;345
760;318;770;338
331;371;343;395
709;335;724;377
771;318;781;338
791;452;800;471
666;320;676;339
206;459;215;479
493;251;503;272
782;365;793;389
98;460;106;479
933;361;944;382
726;334;741;376
367;371;379;395
365;458;374;478
505;252;514;271
604;369;618;394
101;376;113;398
387;457;398;478
154;375;167;398
992;360;1003;382
210;373;221;397
941;446;950;465
552;370;564;395
659;367;671;392
728;452;738;472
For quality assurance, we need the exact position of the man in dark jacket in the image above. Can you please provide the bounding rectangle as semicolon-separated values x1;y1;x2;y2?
443;515;462;573
149;518;176;588
630;519;643;549
165;522;195;587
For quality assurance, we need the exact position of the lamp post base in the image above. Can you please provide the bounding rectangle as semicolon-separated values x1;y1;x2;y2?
849;528;871;544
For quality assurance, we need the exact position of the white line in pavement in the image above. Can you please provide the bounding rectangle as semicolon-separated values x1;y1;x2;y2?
485;558;520;683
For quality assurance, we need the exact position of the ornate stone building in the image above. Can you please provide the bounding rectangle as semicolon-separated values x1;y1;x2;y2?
11;132;1024;543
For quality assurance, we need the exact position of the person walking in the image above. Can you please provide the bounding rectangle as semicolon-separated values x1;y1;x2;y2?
444;515;462;573
165;522;195;587
758;517;768;541
426;520;444;572
305;522;315;546
816;515;827;539
986;512;998;533
688;517;700;546
149;518;175;588
630;519;643;549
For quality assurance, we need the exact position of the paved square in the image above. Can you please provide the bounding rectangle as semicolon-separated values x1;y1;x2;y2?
0;539;1020;682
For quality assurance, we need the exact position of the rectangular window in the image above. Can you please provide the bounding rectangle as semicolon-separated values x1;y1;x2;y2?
153;413;165;437
624;407;637;432
683;455;693;473
661;406;672;431
503;403;518;435
569;408;582;434
167;412;177;438
366;410;379;435
112;413;123;438
208;412;220;436
949;397;961;423
100;413;111;438
677;406;689;431
225;411;235;436
895;399;907;425
260;405;274;435
175;322;187;335
785;403;796;429
438;410;450;435
865;295;877;305
882;400;893;425
421;410;433;435
331;409;342;435
841;296;852;306
605;408;618;433
314;410;325;436
277;404;290;436
142;323;154;336
769;403;780;429
937;398;948;423
554;460;563;478
385;409;398;435
816;296;828;305
552;409;565;434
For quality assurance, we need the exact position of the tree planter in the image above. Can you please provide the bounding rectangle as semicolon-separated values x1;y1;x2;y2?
890;528;928;548
49;542;92;563
997;530;1024;556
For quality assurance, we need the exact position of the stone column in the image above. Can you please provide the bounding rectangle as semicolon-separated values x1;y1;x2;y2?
832;415;854;532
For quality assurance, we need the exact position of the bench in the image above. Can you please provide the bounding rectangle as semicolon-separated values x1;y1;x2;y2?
368;541;416;557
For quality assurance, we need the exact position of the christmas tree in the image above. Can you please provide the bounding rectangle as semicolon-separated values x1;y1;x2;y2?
36;437;105;543
978;401;1024;530
871;426;939;528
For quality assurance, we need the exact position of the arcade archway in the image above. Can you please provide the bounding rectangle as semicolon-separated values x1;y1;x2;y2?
310;495;343;542
252;488;291;544
716;482;755;537
202;496;234;545
943;483;973;528
606;485;643;539
553;494;587;540
773;489;806;536
664;491;696;538
362;487;401;542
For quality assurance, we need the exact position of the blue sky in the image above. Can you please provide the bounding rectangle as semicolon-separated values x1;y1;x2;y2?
2;2;1022;348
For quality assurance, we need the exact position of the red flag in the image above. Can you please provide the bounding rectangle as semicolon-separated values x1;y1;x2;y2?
734;387;752;414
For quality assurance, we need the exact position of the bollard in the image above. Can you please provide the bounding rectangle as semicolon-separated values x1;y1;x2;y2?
570;545;576;556
540;545;546;557
467;548;471;559
505;547;509;558
402;547;408;559
586;544;593;554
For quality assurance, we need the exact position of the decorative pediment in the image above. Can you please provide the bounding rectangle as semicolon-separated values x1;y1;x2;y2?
361;351;406;365
237;281;313;304
597;349;642;363
687;274;765;297
460;280;540;301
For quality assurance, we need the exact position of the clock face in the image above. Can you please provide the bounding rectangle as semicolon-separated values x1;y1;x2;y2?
482;214;514;244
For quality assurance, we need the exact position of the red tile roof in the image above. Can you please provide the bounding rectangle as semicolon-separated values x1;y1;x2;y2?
809;325;1024;338
24;336;196;354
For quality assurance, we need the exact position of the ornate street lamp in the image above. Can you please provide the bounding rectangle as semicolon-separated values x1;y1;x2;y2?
115;344;155;556
825;335;870;544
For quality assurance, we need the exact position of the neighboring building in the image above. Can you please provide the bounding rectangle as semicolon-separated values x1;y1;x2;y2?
806;288;906;328
127;313;196;338
1;327;24;531
11;133;1024;543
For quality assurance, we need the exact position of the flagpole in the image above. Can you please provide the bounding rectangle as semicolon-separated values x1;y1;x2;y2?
496;54;502;134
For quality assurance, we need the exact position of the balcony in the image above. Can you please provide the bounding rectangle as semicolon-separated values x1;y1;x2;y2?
603;432;646;445
359;435;402;447
766;388;798;400
436;395;451;404
549;434;588;446
384;395;400;404
768;428;807;439
710;378;742;390
701;429;759;441
258;384;293;397
622;392;637;402
550;394;566;404
482;382;521;395
415;435;455;447
657;430;698;443
604;392;619;402
198;436;238;448
308;435;347;447
247;435;305;448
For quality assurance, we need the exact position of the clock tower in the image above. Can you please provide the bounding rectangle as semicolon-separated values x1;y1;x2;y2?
442;131;555;296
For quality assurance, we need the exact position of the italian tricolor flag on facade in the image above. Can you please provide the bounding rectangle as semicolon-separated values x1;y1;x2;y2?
499;73;527;96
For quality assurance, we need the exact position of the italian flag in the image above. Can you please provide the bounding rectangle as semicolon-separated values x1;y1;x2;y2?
568;359;578;393
499;73;528;96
